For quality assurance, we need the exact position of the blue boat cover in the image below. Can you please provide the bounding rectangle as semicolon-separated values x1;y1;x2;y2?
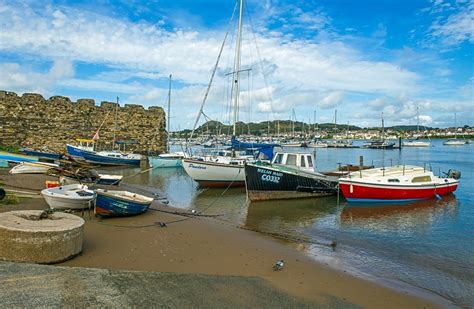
231;136;279;160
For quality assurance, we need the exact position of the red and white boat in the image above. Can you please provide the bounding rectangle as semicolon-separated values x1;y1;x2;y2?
339;165;460;203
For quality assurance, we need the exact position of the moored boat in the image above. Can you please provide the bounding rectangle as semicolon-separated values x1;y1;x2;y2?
443;139;467;146
66;139;96;158
148;152;185;168
21;148;62;160
94;189;153;217
182;152;248;188
60;174;123;186
0;150;39;163
339;165;460;203
403;139;431;147
9;161;58;174
245;152;339;202
80;150;142;166
363;139;396;149
41;184;95;210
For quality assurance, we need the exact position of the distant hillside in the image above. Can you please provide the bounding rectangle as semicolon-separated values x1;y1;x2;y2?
173;120;438;136
177;120;360;136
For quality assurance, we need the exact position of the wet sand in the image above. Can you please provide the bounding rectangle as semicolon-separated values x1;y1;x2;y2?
0;171;445;308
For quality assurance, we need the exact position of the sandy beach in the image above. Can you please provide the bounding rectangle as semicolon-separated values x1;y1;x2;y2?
0;171;446;308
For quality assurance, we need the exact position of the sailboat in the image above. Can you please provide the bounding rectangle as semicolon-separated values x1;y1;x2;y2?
363;112;395;149
148;75;185;168
443;113;468;145
403;107;431;147
328;110;353;148
182;0;277;187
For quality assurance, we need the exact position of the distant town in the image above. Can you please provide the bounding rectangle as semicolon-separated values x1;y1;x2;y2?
171;120;474;140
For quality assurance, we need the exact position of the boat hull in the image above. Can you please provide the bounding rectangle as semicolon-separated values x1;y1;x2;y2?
22;150;62;160
94;192;152;217
402;141;430;147
9;162;58;174
66;144;89;158
148;157;182;168
41;185;95;210
0;151;38;163
245;163;338;202
182;159;245;187
339;181;458;203
81;151;141;166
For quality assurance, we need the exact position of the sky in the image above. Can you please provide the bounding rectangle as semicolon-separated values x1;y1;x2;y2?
0;0;472;131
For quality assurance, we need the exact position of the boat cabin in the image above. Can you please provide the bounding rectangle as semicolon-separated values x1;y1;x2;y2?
272;152;314;172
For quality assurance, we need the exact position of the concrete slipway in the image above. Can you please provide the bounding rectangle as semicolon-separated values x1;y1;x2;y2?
0;262;357;308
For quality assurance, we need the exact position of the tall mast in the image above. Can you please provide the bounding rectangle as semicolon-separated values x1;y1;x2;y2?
232;0;244;137
113;96;119;150
334;109;337;131
416;106;419;132
167;74;172;153
454;112;457;138
381;112;384;138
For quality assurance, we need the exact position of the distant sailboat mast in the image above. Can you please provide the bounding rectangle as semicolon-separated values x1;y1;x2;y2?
167;74;172;153
231;0;244;137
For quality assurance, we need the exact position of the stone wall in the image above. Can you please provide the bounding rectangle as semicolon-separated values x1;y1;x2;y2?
0;90;166;154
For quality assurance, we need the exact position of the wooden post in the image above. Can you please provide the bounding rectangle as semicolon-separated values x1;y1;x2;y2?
359;155;363;177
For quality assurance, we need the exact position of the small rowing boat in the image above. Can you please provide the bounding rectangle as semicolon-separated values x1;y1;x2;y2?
41;184;95;210
9;162;58;174
94;189;153;217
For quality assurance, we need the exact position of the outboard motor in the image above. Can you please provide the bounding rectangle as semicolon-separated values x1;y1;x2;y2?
447;170;461;180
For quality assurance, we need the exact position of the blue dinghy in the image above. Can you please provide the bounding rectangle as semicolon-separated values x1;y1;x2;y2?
94;189;153;217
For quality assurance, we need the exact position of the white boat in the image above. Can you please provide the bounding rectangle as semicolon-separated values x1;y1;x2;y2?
443;113;468;146
403;140;431;147
183;150;253;187
41;184;95;210
9;162;58;174
443;139;467;146
308;140;328;148
404;107;431;147
60;174;123;186
149;152;185;168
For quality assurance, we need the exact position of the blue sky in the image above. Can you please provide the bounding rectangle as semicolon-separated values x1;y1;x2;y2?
0;0;472;130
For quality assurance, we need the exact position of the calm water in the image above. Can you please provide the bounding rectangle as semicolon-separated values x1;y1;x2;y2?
102;140;473;307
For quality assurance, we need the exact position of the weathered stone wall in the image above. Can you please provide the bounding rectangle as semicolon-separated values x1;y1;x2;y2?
0;90;166;154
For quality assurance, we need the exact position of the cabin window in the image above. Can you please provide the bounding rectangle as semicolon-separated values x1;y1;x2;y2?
287;154;297;166
388;179;400;183
300;156;306;167
274;154;283;164
411;176;431;183
307;156;313;167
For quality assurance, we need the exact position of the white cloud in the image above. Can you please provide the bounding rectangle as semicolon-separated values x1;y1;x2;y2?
319;91;344;109
5;1;467;127
428;0;474;46
0;59;74;94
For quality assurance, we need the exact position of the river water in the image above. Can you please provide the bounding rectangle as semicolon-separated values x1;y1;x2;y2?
101;139;473;307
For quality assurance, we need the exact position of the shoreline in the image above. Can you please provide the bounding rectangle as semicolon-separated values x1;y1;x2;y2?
0;171;451;307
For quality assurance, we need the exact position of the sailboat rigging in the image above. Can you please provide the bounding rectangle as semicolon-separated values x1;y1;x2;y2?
403;106;430;147
182;0;278;187
148;74;186;168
